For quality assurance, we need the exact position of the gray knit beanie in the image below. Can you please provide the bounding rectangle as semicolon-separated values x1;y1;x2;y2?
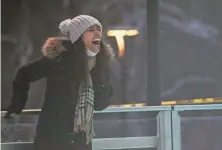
59;15;102;43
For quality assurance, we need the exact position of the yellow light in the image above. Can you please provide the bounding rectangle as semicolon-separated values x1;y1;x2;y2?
116;36;125;57
135;103;146;107
126;30;139;36
107;29;139;57
205;98;214;103
107;30;138;37
193;99;203;103
161;101;177;105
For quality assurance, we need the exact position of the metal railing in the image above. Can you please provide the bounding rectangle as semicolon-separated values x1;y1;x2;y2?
170;104;222;150
1;104;222;150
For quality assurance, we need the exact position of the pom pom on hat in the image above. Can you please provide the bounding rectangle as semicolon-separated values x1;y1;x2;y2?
59;19;72;37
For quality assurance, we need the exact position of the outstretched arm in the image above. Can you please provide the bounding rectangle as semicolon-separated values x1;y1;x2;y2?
5;56;56;117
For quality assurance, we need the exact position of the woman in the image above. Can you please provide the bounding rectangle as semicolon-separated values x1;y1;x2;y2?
5;15;114;150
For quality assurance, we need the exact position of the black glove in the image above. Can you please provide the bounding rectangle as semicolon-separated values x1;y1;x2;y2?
4;104;21;119
4;111;13;119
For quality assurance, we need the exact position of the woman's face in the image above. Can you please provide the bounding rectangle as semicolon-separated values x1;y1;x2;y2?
82;25;102;53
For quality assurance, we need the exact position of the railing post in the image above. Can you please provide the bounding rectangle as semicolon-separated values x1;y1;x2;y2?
157;111;173;150
171;111;182;150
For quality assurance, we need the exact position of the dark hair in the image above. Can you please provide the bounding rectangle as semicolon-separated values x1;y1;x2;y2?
62;37;114;84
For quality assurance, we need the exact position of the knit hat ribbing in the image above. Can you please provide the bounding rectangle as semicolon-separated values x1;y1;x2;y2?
59;15;102;43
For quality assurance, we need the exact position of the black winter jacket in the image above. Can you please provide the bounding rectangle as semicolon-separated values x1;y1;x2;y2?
6;39;113;150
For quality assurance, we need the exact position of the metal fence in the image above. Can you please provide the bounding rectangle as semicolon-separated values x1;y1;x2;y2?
1;104;222;150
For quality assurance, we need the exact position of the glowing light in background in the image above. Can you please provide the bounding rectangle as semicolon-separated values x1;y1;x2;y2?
107;30;139;57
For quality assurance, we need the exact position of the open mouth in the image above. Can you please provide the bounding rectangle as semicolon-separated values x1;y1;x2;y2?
92;39;100;46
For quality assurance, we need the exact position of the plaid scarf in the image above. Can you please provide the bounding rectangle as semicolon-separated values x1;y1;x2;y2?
73;56;96;144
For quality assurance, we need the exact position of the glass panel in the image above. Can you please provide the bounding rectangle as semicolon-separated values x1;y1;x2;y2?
159;0;222;103
180;110;222;150
1;112;157;142
1;114;37;142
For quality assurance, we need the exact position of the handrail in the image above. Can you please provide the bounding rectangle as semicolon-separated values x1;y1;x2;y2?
173;104;222;111
1;104;222;116
96;106;172;113
1;106;172;116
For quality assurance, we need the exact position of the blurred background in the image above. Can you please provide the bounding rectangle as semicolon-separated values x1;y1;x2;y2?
2;0;222;109
1;0;222;150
